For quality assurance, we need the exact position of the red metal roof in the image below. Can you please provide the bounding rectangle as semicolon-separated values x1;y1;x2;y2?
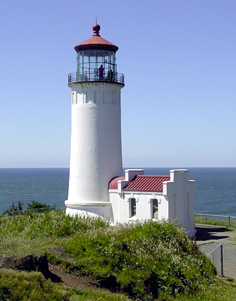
123;175;170;192
74;23;118;52
109;176;125;189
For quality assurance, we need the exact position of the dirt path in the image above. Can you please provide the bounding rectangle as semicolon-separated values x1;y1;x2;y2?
48;264;94;289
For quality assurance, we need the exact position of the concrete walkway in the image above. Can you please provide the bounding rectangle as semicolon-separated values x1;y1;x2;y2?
195;224;236;279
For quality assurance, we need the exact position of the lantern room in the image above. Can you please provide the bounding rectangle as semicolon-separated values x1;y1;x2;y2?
68;23;124;85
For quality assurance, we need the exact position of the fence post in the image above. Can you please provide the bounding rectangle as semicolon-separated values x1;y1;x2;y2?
228;216;231;228
220;244;223;276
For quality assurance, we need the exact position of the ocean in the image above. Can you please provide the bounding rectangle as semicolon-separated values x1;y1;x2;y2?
0;168;235;216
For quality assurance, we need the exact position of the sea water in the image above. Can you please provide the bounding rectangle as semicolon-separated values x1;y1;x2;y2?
0;168;69;213
0;168;235;216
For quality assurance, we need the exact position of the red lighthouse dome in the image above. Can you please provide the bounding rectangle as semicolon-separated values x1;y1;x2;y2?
74;23;118;52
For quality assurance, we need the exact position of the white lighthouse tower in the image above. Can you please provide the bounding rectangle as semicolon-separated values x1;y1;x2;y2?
65;23;124;220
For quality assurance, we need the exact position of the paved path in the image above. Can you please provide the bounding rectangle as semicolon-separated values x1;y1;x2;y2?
195;224;236;279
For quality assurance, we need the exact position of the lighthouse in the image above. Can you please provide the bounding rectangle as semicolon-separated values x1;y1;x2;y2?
65;23;124;220
65;23;195;236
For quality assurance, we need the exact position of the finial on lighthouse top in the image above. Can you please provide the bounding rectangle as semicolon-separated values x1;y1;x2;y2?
74;23;118;52
92;23;100;36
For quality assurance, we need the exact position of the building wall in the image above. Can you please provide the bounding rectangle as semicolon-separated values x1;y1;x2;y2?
109;191;121;223
110;190;164;223
163;169;195;236
67;83;123;205
109;169;195;237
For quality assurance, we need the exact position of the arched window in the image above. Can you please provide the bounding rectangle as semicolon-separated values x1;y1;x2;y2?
129;198;136;218
151;199;158;219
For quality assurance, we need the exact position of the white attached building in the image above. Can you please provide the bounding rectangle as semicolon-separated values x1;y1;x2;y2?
65;23;195;237
109;169;195;237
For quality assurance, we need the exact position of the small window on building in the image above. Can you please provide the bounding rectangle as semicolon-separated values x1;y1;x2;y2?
151;199;158;219
129;198;136;217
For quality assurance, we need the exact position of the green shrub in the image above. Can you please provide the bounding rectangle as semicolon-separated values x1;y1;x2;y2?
2;201;56;216
55;221;216;300
2;201;23;216
26;200;55;213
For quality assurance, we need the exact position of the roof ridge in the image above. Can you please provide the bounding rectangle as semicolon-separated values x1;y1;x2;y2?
137;175;169;177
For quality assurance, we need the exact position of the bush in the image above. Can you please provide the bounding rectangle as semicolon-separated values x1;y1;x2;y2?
27;201;55;213
2;201;23;216
2;201;55;216
56;221;216;300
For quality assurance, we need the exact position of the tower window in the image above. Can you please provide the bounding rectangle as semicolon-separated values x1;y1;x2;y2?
129;198;136;217
151;199;158;219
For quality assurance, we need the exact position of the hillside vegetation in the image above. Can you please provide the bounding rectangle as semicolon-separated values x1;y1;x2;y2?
0;209;236;300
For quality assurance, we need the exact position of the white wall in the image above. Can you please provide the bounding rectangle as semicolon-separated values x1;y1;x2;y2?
110;190;163;224
163;169;195;236
109;191;121;223
67;83;123;206
109;169;195;237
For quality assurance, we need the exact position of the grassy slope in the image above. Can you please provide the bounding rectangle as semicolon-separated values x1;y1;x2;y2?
0;269;130;301
0;210;236;300
194;215;236;229
0;210;109;256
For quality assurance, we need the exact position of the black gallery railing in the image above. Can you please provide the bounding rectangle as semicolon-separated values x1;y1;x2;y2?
68;71;125;85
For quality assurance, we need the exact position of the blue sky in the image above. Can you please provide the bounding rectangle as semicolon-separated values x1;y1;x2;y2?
0;0;235;168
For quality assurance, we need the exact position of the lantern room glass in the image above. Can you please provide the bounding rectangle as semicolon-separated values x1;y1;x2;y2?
76;49;117;81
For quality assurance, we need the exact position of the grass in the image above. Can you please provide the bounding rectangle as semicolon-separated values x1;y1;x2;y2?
0;269;71;301
0;269;130;301
1;210;236;300
165;278;236;301
0;210;109;256
2;270;236;301
194;215;236;229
